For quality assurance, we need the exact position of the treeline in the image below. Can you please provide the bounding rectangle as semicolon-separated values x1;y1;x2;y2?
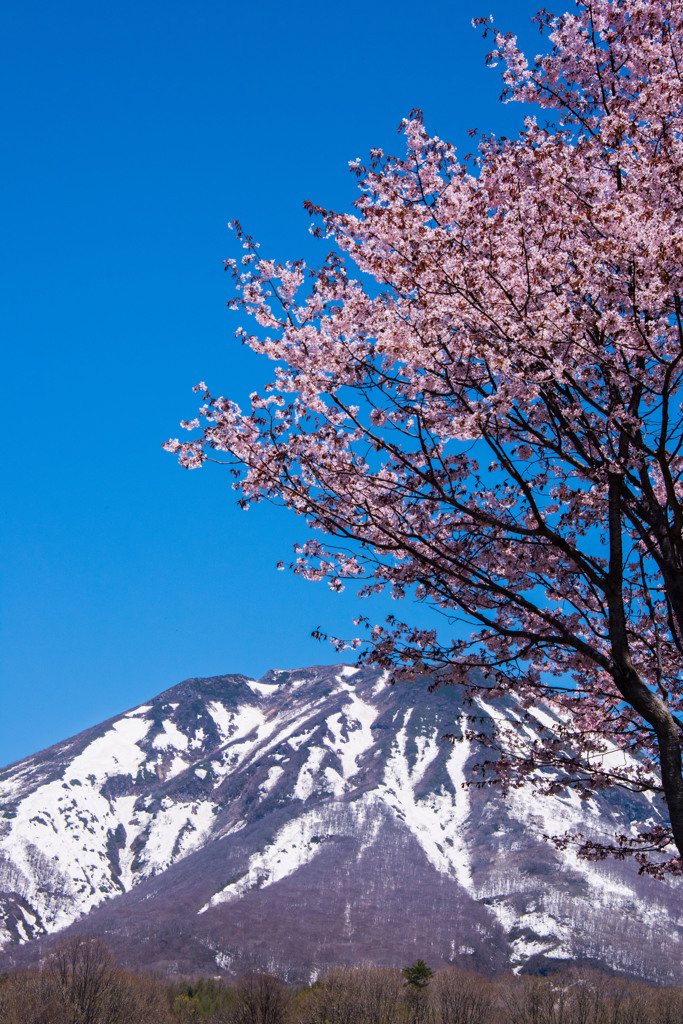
2;936;683;1024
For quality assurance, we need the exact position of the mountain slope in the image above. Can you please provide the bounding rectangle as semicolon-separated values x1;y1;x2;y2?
0;664;680;982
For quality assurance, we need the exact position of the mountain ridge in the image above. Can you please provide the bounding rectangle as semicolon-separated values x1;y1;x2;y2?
0;663;681;983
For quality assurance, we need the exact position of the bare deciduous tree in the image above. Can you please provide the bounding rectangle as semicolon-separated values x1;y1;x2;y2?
233;972;288;1024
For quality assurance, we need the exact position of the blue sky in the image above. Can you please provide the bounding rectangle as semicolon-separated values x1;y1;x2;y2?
2;0;544;766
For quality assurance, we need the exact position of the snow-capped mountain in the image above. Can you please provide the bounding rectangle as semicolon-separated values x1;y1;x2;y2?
0;664;681;983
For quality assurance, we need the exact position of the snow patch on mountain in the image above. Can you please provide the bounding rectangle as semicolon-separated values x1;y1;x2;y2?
2;776;126;935
124;705;152;717
324;693;377;781
377;711;473;892
207;702;264;744
199;796;382;913
295;747;327;801
136;799;216;878
247;679;280;698
288;728;317;752
152;721;189;751
65;718;150;782
472;777;668;967
260;766;285;797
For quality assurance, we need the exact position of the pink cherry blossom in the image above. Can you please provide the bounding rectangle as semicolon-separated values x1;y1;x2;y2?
168;0;683;873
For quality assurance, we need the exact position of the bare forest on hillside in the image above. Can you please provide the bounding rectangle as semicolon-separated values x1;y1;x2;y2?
3;936;683;1024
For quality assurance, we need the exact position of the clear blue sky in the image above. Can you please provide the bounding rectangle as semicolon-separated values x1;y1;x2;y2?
2;0;543;766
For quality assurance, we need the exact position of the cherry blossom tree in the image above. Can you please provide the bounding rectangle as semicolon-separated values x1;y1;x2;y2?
166;0;683;872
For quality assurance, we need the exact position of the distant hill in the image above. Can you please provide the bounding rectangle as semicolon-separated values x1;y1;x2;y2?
0;663;680;982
